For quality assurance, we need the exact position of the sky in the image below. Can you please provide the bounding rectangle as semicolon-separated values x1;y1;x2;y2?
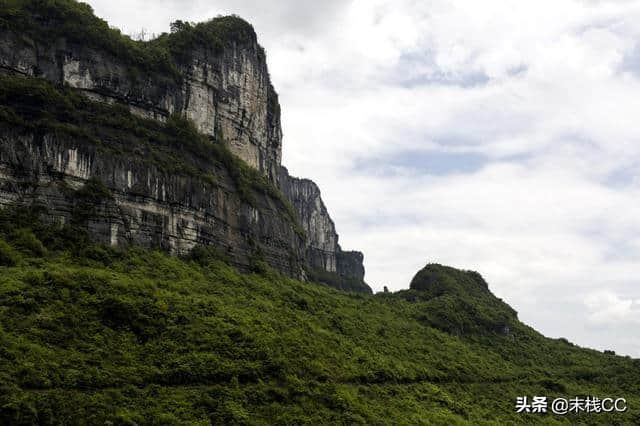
86;0;640;357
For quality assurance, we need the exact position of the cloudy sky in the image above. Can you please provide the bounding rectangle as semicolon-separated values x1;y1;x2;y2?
87;0;640;357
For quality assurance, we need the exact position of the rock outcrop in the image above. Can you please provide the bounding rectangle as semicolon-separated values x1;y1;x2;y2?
278;167;369;292
0;3;371;292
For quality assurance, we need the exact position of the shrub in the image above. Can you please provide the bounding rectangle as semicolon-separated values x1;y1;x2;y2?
69;178;112;224
11;228;46;257
79;245;121;265
98;297;167;342
187;244;230;266
0;239;19;266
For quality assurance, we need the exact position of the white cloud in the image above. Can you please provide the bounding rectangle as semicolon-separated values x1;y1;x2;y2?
86;0;640;357
585;290;640;325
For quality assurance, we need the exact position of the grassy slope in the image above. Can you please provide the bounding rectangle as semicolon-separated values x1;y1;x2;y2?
0;216;638;425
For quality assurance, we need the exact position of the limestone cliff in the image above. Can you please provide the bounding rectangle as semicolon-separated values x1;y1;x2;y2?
0;118;305;277
0;14;282;182
0;1;371;292
278;167;369;292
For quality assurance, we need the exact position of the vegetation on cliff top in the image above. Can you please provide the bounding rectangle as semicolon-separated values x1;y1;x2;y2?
0;211;638;424
0;0;261;77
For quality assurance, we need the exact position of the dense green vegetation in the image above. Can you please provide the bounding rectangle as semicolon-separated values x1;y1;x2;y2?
0;211;638;424
405;265;517;336
0;73;304;237
157;18;261;65
0;0;260;76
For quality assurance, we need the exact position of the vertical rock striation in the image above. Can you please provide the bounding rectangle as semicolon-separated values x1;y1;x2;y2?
0;126;306;278
278;167;370;293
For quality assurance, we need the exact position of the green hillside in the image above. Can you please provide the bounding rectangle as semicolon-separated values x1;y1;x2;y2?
0;209;638;425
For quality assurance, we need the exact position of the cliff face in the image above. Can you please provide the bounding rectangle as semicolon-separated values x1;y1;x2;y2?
0;26;282;182
278;168;338;272
278;167;369;293
0;124;305;277
0;4;370;292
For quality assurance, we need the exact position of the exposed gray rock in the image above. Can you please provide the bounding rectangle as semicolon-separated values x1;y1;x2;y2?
279;167;370;293
0;28;282;182
0;126;305;277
